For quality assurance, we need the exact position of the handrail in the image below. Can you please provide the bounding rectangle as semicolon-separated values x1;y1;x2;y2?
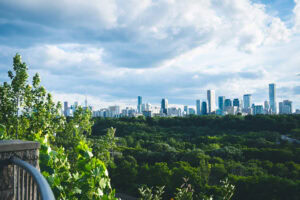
9;156;56;200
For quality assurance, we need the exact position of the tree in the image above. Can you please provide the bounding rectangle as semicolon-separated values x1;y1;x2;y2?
0;54;117;200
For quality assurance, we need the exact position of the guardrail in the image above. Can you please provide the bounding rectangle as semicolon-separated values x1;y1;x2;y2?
8;156;55;200
0;140;55;200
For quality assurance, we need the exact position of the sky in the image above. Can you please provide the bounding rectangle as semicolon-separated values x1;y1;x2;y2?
0;0;300;110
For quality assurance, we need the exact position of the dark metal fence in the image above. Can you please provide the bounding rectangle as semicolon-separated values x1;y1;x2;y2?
3;156;55;200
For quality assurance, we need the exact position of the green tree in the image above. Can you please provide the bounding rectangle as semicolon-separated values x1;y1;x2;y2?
0;54;117;200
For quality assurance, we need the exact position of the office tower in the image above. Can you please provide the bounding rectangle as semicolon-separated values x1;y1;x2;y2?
279;100;292;114
243;94;251;109
188;108;196;115
218;96;225;111
137;96;142;113
178;108;182;116
254;105;264;115
201;101;208;115
269;83;277;114
196;100;201;115
279;102;283;114
84;97;88;108
64;101;68;117
233;98;240;107
264;100;270;114
109;106;120;117
161;98;168;115
207;90;216;114
184;105;189;115
224;99;232;107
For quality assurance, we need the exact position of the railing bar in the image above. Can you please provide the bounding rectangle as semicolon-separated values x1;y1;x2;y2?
17;165;20;200
28;175;32;200
23;168;25;200
32;180;36;200
29;172;31;200
25;170;28;200
21;167;23;200
10;157;55;200
26;171;29;200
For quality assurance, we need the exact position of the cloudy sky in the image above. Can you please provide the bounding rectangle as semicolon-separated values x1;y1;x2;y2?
0;0;299;110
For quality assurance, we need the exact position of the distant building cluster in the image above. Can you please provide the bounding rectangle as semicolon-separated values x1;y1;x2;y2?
63;83;299;118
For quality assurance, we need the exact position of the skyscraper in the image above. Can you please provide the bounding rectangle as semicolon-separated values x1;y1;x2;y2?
184;105;189;115
137;96;142;113
188;108;196;115
201;101;208;115
218;96;225;111
64;101;68;117
264;100;270;114
207;90;216;114
196;100;201;115
269;83;277;114
233;98;240;107
224;99;232;108
279;100;292;114
243;94;251;109
161;98;168;115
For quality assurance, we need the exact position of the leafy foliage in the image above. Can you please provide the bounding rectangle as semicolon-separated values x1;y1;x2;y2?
0;54;116;200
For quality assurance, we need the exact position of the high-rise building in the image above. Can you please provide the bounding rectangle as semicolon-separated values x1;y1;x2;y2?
269;83;277;114
161;98;168;115
188;108;196;115
279;100;292;114
137;96;142;113
254;105;264;115
264;100;270;114
184;105;189;115
64;101;68;117
218;96;225;111
224;99;232;107
233;98;240;107
196;100;201;115
201;101;208;115
207;90;216;114
109;106;120;117
243;94;251;109
84;97;88;108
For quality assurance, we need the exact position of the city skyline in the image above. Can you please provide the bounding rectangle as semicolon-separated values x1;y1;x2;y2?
0;0;299;109
63;82;299;115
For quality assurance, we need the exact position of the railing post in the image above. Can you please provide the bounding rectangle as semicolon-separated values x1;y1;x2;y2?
0;140;40;200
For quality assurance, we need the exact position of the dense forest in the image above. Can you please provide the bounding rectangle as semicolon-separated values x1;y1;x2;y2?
91;115;300;200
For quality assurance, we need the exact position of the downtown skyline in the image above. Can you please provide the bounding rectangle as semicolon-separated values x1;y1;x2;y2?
63;82;299;116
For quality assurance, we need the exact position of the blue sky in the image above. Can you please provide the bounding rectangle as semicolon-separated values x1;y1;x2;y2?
0;0;299;110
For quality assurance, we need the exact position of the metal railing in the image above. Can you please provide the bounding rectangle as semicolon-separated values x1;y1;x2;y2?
4;156;55;200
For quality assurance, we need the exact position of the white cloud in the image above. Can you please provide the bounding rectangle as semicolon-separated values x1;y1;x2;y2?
0;0;299;109
294;0;300;31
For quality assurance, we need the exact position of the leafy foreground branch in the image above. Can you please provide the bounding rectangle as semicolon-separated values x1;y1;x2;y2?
0;54;117;200
139;178;234;200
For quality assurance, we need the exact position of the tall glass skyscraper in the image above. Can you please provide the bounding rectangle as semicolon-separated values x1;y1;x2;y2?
233;98;240;107
269;83;277;114
207;90;216;114
184;105;189;115
161;98;168;115
218;96;225;111
243;94;251;109
196;100;201;115
201;101;208;115
224;99;232;107
137;96;142;113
